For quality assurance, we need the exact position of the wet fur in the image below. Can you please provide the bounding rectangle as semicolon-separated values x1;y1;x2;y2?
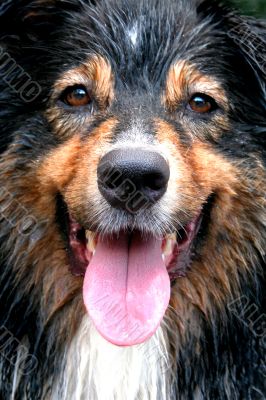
0;0;265;399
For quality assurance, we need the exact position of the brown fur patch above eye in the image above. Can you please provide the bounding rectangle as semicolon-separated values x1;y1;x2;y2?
53;55;114;109
164;60;228;111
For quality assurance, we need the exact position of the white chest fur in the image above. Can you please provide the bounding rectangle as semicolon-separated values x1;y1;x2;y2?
51;317;171;400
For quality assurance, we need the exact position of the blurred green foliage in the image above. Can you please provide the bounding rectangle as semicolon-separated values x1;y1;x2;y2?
235;0;266;17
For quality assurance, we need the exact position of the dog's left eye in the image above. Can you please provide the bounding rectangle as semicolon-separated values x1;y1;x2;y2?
61;85;91;107
188;93;218;113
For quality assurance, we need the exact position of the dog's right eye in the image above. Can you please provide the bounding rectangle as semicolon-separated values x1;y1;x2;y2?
188;93;218;113
61;85;91;107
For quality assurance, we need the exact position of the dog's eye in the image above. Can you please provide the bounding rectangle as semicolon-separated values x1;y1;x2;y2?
61;86;91;107
188;93;217;113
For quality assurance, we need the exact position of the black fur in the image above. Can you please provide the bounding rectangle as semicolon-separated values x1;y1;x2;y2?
0;1;265;399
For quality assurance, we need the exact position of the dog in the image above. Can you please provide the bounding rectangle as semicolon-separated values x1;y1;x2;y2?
0;0;265;399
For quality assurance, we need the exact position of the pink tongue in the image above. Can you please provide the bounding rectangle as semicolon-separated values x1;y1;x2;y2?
83;232;170;346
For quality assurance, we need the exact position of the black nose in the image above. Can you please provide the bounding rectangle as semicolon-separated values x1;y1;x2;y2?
97;148;170;213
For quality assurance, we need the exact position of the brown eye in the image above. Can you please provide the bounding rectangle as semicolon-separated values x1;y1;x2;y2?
188;93;217;113
62;85;91;107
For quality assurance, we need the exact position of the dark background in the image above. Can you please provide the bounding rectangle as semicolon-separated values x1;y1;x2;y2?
237;0;266;17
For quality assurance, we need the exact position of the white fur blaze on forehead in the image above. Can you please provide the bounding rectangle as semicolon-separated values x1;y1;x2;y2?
127;23;139;47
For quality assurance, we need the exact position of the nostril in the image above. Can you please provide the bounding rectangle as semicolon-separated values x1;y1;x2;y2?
104;172;124;190
143;173;168;192
98;162;127;191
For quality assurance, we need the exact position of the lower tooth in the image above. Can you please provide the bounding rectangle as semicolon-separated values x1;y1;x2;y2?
162;234;176;256
86;231;97;253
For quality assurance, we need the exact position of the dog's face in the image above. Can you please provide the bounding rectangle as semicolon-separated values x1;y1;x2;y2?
0;0;265;347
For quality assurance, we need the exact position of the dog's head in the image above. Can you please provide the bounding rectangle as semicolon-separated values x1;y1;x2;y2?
0;0;265;348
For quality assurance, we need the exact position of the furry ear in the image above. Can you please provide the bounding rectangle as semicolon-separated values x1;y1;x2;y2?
197;1;265;91
0;0;78;15
0;0;59;18
226;15;266;87
0;0;15;17
0;0;82;37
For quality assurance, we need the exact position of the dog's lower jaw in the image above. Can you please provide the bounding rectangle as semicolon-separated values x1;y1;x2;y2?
51;316;171;400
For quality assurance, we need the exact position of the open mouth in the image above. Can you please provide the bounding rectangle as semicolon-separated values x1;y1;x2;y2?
68;216;202;280
63;207;203;346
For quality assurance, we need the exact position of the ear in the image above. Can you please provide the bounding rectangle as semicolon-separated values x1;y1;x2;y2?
226;15;266;88
197;1;266;93
0;0;81;38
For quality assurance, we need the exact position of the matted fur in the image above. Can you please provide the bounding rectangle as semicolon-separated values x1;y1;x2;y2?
0;1;265;399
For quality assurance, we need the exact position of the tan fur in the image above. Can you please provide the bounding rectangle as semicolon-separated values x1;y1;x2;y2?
52;56;114;108
164;60;229;111
47;56;114;137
